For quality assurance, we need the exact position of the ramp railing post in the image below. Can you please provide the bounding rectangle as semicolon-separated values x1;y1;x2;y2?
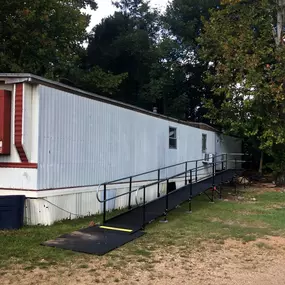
195;160;198;182
128;177;132;210
160;179;169;223
187;170;193;213
225;153;228;170
157;169;160;198
185;162;188;185
221;154;224;170
212;156;215;185
142;186;146;229
212;157;215;203
103;183;107;224
166;179;169;214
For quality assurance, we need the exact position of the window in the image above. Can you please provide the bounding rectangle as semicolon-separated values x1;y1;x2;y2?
169;127;177;149
202;134;207;153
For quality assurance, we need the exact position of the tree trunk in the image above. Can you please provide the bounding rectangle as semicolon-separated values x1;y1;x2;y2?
258;151;264;174
275;0;285;185
275;173;285;187
275;0;285;46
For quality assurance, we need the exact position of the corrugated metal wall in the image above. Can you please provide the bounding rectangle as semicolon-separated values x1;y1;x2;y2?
37;85;217;190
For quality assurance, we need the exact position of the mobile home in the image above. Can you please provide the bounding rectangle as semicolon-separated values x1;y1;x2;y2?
0;74;241;225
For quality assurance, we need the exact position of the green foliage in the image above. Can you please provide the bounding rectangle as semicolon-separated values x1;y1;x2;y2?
142;38;190;119
80;67;128;96
0;0;127;95
164;0;220;49
156;0;220;120
86;1;159;105
0;0;97;78
85;0;221;118
199;0;285;175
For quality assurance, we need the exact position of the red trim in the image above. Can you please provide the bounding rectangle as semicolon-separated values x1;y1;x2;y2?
0;162;37;169
15;84;28;162
0;90;12;154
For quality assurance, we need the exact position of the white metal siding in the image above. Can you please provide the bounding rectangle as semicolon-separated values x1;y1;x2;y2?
37;85;218;189
0;168;37;189
23;83;39;162
216;134;242;169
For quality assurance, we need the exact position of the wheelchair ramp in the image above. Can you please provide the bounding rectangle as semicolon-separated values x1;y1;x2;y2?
43;225;144;255
43;162;243;256
104;170;236;230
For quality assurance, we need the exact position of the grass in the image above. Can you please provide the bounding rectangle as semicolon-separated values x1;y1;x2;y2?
0;215;101;269
1;184;285;270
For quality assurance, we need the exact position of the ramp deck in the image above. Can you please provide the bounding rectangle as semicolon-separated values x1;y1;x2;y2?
43;169;237;255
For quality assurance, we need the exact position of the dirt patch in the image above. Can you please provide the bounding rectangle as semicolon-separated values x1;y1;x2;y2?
263;203;285;210
209;217;268;229
248;183;285;194
2;236;285;285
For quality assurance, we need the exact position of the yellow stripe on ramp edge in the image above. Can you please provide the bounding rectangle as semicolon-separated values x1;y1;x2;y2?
99;226;133;233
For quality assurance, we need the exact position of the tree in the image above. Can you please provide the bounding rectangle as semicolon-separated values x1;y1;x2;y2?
0;0;127;95
141;38;190;119
0;0;97;78
86;0;160;105
151;0;221;121
199;0;285;180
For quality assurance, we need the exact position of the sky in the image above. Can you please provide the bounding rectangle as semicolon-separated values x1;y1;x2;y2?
86;0;169;31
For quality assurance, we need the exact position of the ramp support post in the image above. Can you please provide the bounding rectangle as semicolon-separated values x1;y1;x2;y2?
219;184;222;200
187;170;193;213
160;179;169;223
211;158;215;203
212;157;215;186
142;186;146;229
185;162;188;185
128;177;132;209
103;183;107;224
219;174;223;200
157;169;160;198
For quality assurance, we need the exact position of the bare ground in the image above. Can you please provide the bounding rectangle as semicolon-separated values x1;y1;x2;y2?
1;236;285;285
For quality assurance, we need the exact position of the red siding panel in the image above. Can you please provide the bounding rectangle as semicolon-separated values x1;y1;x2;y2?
15;84;28;162
0;90;12;154
0;162;37;168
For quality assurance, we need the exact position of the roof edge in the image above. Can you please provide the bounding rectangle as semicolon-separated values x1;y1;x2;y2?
0;73;220;133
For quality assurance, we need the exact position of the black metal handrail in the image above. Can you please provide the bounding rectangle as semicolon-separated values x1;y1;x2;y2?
98;157;211;186
136;156;244;228
96;154;225;203
96;153;246;224
134;158;224;206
